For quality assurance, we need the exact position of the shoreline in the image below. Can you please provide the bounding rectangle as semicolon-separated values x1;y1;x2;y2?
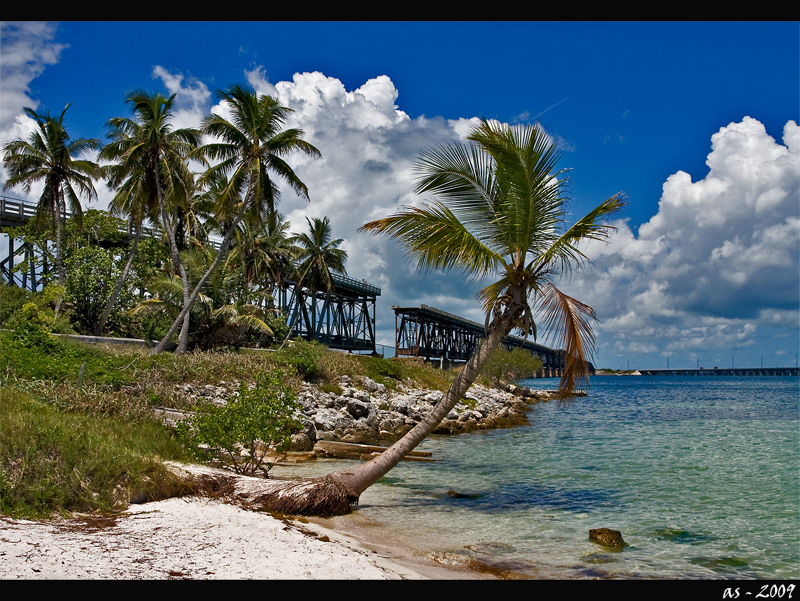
0;496;487;580
0;462;495;580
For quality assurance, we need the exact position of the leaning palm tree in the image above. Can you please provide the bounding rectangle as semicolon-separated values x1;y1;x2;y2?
250;118;624;517
149;83;320;355
2;104;101;285
97;90;202;347
226;211;299;304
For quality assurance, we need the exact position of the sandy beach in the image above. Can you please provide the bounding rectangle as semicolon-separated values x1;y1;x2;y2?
0;462;492;580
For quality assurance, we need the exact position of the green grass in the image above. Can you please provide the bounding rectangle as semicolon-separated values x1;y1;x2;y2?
0;386;192;518
0;323;458;519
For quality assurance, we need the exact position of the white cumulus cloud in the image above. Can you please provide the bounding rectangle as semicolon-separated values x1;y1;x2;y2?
563;117;799;362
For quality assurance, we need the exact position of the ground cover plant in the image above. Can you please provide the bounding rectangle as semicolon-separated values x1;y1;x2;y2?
0;317;458;517
0;386;191;518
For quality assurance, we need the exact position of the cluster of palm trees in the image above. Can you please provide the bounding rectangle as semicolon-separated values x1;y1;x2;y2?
4;83;627;513
2;84;349;354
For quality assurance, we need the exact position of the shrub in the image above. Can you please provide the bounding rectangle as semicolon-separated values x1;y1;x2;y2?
480;346;543;384
0;284;74;334
275;338;326;379
176;371;301;477
363;355;403;381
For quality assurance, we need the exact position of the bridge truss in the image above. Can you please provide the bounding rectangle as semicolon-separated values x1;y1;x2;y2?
0;197;50;290
278;276;380;353
393;304;572;377
2;196;382;353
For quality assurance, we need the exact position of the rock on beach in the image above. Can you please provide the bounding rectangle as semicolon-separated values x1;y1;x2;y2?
167;376;556;455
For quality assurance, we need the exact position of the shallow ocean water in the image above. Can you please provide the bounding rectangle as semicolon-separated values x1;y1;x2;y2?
273;375;800;579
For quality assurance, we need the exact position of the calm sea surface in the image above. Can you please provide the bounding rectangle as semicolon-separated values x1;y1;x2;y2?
273;376;800;579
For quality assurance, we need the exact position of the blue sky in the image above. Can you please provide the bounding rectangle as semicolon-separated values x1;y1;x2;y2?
1;21;798;369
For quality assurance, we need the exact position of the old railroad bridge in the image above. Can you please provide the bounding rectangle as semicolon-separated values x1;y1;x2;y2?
393;304;571;377
636;368;799;376
2;195;568;368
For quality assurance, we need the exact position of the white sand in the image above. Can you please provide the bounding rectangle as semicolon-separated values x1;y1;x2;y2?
0;462;492;580
0;496;434;580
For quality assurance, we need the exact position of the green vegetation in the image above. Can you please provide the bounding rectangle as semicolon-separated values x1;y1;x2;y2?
176;372;301;477
0;316;458;518
0;386;191;519
1;83;324;355
479;346;544;385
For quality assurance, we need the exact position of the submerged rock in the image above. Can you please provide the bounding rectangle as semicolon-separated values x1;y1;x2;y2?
589;528;626;550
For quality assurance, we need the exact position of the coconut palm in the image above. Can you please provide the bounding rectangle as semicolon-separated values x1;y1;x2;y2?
133;246;273;350
226;211;299;304
252;119;624;517
295;216;347;294
150;83;320;354
2;104;101;285
279;216;347;347
97;90;202;347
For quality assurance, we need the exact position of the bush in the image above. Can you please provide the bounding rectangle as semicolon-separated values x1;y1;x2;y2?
0;285;34;326
480;346;543;384
363;355;403;381
275;338;326;379
176;371;301;477
0;284;74;334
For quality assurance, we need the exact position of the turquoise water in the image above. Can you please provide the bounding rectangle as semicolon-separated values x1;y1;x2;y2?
276;376;800;579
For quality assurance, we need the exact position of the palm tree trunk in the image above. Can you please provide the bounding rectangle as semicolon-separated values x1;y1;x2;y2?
54;194;66;286
150;202;249;355
151;170;192;354
329;310;514;497
94;222;141;336
250;301;519;517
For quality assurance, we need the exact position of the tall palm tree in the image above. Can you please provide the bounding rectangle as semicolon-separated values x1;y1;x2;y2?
150;83;320;355
2;104;101;285
254;119;625;517
280;216;347;347
295;216;347;293
98;89;202;348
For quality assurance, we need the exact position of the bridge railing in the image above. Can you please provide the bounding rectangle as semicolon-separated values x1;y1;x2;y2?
0;196;40;224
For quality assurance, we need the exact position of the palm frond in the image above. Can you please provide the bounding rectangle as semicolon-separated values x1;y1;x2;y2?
360;201;504;278
534;193;627;275
536;282;598;399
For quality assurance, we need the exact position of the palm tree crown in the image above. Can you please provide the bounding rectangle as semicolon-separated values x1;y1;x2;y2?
101;89;202;229
362;118;625;394
2;104;101;283
295;216;347;293
198;83;321;230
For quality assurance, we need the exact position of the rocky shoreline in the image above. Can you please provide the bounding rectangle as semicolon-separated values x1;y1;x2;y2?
164;375;560;460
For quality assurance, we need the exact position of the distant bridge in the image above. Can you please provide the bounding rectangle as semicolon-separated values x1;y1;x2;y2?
637;368;799;376
278;276;380;353
393;304;579;378
1;196;381;353
1;196;53;289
